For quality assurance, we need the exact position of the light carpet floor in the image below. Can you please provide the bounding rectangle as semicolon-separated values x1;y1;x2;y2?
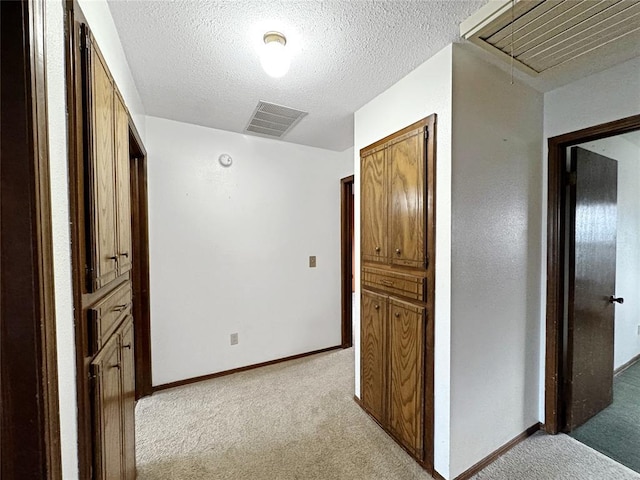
136;348;640;480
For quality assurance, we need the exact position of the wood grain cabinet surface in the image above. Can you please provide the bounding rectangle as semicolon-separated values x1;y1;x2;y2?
89;44;133;291
83;29;137;480
360;290;388;424
359;115;436;473
91;317;136;480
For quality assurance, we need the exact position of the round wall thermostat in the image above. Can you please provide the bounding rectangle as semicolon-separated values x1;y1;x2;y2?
218;153;233;167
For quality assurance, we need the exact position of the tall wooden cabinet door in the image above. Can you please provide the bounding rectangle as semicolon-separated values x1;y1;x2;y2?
361;147;388;263
91;333;123;480
120;316;136;480
360;290;388;423
90;49;118;290
114;95;132;276
388;299;424;457
388;129;425;269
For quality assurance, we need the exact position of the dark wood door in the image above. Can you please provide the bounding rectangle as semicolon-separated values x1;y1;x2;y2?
120;317;136;480
361;147;387;263
91;334;123;480
360;290;387;423
388;298;424;456
90;48;118;290
388;129;425;268
566;146;618;431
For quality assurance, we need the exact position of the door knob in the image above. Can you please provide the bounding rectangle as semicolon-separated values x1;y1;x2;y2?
375;246;381;253
394;312;400;318
374;304;380;310
609;296;624;304
395;249;401;255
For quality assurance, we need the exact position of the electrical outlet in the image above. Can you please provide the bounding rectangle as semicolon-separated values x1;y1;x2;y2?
230;333;238;345
309;256;316;268
637;325;640;336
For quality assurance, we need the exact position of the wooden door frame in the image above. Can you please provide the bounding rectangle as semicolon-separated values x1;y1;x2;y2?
1;0;62;477
545;113;640;434
341;175;355;348
129;124;153;399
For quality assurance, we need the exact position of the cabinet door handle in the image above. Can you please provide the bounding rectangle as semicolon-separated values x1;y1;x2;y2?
375;246;381;253
113;304;128;312
374;304;380;310
395;249;401;255
120;252;129;258
394;312;400;318
380;279;394;286
110;364;121;370
109;255;118;261
123;343;132;350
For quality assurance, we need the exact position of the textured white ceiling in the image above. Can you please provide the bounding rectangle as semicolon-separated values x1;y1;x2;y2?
107;0;487;151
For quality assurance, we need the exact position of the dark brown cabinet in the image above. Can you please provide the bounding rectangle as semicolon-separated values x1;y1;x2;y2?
359;115;435;473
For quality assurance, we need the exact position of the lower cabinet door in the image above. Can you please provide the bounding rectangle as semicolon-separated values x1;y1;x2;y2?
361;289;387;423
91;333;123;480
120;317;136;479
388;298;424;457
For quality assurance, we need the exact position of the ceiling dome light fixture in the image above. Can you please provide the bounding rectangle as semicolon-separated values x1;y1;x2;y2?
260;31;290;78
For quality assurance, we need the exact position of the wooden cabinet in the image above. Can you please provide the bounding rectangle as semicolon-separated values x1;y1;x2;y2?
388;299;424;457
361;146;387;264
89;46;132;291
91;317;136;480
360;290;387;424
360;123;427;269
90;48;118;290
81;29;137;480
388;130;425;269
359;115;435;473
115;94;132;276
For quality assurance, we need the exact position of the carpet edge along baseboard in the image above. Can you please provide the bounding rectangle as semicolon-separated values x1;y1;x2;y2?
453;422;542;480
153;345;343;392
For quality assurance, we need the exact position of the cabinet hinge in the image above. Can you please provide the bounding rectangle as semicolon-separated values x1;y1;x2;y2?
567;172;577;186
424;129;429;141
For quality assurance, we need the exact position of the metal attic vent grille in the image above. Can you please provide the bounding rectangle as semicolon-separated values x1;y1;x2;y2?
461;0;640;75
245;101;308;139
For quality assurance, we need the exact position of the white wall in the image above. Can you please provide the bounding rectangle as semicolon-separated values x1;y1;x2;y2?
449;44;544;479
78;0;146;140
578;136;640;369
45;1;77;477
542;55;640;420
354;44;454;479
145;116;352;386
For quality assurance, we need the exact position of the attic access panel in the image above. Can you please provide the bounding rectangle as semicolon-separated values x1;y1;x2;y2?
244;101;308;139
460;0;640;75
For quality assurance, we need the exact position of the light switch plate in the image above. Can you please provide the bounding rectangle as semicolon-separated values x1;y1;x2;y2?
230;333;238;345
309;256;316;268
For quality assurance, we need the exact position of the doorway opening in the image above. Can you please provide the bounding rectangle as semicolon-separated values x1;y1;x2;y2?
545;113;640;472
341;175;355;348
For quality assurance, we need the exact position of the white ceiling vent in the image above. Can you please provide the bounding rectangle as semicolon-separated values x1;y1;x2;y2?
461;0;640;75
244;101;308;139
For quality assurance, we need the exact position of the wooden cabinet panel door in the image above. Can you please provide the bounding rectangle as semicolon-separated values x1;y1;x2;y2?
115;95;132;276
361;148;387;263
388;130;425;268
361;290;387;423
388;299;424;457
91;334;123;480
90;50;118;290
120;317;136;480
